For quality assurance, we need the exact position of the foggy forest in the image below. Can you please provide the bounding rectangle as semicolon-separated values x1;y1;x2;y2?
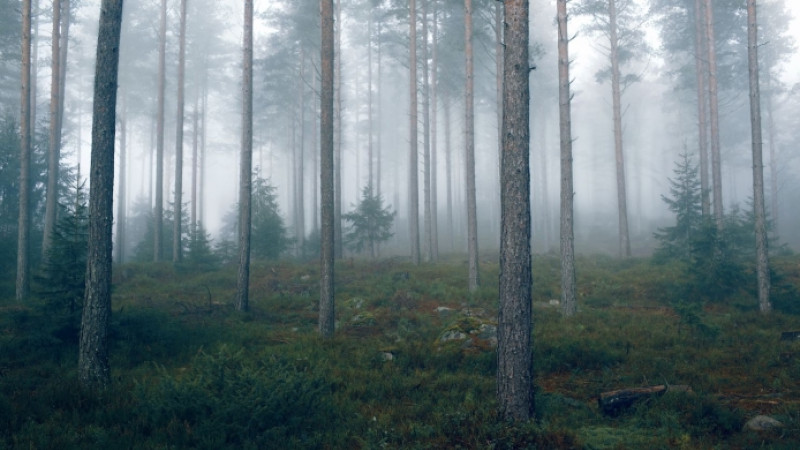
1;0;800;448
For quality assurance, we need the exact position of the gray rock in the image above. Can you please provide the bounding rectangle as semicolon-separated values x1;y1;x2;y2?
743;415;783;432
440;330;468;343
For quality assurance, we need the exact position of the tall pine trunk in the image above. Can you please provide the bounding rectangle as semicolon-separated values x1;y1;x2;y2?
79;0;123;391
173;0;187;263
116;97;126;264
17;0;33;302
154;0;166;261
746;0;770;313
704;0;723;230
465;0;479;290
430;0;439;262
422;0;432;261
235;0;253;312
408;0;421;265
334;0;343;259
43;0;62;258
608;0;630;257
319;0;335;338
498;0;532;421
557;0;576;316
693;0;710;217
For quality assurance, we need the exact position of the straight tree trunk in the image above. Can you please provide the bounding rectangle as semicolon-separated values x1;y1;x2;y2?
154;0;166;261
608;0;630;257
557;0;576;316
693;0;710;217
79;0;123;391
199;81;207;225
319;0;335;338
444;99;454;251
173;0;187;263
764;72;778;228
17;0;33;302
296;55;306;258
235;0;253;312
42;0;62;258
704;0;723;230
191;95;199;229
408;0;421;265
746;0;770;314
430;0;439;262
465;0;479;290
30;0;38;129
334;0;343;259
422;0;432;262
498;0;533;421
115;97;126;264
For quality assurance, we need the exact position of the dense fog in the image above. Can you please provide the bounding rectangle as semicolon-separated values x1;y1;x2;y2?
2;0;798;260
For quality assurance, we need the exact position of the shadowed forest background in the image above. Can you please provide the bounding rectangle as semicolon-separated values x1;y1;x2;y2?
1;0;800;447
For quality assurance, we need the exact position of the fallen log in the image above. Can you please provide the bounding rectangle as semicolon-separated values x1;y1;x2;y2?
598;384;692;415
780;331;800;341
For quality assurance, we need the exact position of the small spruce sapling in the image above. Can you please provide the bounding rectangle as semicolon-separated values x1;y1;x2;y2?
343;185;395;258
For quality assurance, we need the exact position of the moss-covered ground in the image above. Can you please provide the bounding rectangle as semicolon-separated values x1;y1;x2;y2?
2;254;799;448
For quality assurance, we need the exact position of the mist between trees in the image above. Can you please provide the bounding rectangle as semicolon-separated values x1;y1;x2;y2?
0;0;797;263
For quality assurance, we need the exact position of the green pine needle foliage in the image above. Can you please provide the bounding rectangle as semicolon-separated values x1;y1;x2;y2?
344;184;395;256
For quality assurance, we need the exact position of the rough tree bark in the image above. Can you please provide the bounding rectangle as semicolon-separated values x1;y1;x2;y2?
557;0;576;316
79;0;123;391
173;0;187;263
746;0;770;314
497;0;533;422
235;0;253;312
17;0;33;302
319;0;335;338
408;0;421;265
465;0;479;290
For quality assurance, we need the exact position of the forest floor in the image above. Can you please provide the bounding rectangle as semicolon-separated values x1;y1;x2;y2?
2;254;800;448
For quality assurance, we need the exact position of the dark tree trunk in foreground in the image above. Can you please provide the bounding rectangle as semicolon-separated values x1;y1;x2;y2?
154;0;166;261
557;0;576;316
497;0;533;422
17;0;32;302
746;0;770;314
43;0;62;257
173;0;187;263
465;0;479;291
79;0;123;391
319;0;335;338
408;0;421;265
235;0;253;312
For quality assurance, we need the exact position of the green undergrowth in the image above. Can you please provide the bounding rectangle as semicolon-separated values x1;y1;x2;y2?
2;255;799;448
